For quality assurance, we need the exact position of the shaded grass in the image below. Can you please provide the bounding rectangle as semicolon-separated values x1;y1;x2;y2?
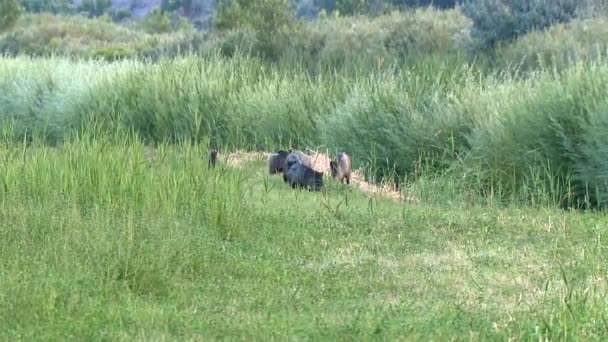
1;135;608;339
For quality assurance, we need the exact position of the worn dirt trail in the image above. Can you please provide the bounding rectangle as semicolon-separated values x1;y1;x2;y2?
222;150;419;203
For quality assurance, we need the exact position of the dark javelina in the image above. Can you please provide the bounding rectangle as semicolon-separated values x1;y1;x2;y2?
209;147;219;168
267;150;291;174
283;154;324;191
332;152;352;184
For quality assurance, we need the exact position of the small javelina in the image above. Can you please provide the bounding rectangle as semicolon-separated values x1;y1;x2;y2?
331;152;352;184
209;147;219;168
267;150;291;174
283;153;324;191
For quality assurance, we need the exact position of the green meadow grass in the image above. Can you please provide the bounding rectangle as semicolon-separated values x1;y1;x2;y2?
3;54;608;207
1;135;608;340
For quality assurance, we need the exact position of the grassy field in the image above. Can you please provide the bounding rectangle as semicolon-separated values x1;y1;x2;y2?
3;4;608;340
0;135;607;340
3;54;608;207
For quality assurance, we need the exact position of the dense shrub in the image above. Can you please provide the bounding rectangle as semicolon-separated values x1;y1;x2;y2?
215;0;297;60
461;0;579;48
319;56;476;184
144;8;474;69
276;8;474;70
134;9;174;33
453;62;608;208
0;13;165;59
77;0;112;17
20;0;75;14
0;0;22;32
494;16;608;72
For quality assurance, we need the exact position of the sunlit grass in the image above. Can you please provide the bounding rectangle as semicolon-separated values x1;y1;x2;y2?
0;133;607;340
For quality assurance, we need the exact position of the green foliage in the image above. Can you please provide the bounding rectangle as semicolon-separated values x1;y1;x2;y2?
494;16;608;72
1;7;474;68
135;9;173;34
0;13;167;59
215;0;294;33
110;8;132;22
335;0;371;15
3;54;608;207
77;0;112;17
20;0;74;13
161;0;183;12
215;8;474;68
215;0;296;60
461;0;579;48
134;9;195;34
0;0;22;32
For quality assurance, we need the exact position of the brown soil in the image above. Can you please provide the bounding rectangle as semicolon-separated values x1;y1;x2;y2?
223;150;419;203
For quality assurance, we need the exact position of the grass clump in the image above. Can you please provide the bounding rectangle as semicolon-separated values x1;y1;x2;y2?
455;62;608;208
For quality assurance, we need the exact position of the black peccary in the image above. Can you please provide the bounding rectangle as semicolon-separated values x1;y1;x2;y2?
283;154;324;191
267;150;291;174
209;147;219;168
331;152;352;184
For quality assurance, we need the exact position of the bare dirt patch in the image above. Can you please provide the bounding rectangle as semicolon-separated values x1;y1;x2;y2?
224;150;419;203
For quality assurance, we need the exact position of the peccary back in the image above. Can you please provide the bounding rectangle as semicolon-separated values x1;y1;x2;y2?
283;156;324;191
267;150;290;174
290;150;313;169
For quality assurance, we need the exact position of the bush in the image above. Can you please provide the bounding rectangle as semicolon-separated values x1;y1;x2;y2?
215;0;297;60
2;7;475;70
0;0;22;32
77;0;112;17
0;13;168;59
20;0;75;14
282;8;474;72
461;0;579;48
494;16;608;72
134;9;174;34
